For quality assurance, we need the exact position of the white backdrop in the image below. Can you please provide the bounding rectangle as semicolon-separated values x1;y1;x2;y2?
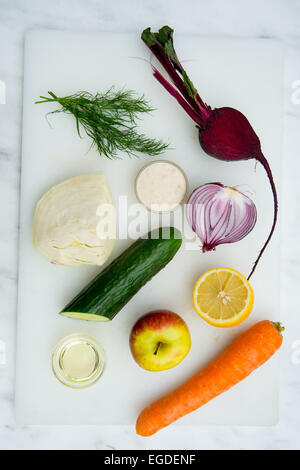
1;0;300;450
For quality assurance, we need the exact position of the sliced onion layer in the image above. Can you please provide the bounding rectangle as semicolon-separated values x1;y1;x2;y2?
186;183;257;252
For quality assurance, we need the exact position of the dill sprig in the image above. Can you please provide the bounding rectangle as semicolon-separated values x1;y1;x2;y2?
35;89;169;159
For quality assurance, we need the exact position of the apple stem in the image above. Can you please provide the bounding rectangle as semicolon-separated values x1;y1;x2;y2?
154;342;162;356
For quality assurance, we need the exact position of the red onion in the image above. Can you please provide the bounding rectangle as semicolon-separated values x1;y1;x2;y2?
186;183;257;253
142;26;278;279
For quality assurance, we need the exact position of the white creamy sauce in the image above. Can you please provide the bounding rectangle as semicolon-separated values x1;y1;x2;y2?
136;161;187;212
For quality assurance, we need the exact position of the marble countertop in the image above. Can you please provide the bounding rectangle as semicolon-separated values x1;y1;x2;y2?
1;0;300;450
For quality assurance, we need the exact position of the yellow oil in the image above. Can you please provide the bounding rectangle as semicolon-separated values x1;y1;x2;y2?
60;340;98;381
52;334;105;388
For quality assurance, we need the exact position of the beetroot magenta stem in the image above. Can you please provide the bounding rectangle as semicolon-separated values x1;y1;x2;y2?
153;68;204;126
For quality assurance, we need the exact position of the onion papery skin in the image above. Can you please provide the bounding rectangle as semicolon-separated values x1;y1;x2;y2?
186;183;257;252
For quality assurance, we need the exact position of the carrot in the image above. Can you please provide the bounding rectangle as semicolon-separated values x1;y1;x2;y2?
136;320;284;436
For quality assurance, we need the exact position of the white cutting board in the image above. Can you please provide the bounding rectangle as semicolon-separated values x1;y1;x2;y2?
16;30;283;425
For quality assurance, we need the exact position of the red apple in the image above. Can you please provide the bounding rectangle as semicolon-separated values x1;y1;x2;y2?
130;310;191;371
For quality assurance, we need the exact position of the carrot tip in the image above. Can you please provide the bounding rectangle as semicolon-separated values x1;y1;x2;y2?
136;425;154;437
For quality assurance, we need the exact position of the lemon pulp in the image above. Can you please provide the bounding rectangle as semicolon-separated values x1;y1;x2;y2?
193;267;254;327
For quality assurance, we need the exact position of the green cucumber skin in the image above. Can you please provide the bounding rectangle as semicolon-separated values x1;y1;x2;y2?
60;227;182;321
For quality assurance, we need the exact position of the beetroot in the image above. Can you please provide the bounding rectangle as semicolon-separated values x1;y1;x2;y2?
142;26;278;279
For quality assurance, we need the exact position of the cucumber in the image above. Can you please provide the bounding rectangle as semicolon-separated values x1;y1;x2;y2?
60;227;182;321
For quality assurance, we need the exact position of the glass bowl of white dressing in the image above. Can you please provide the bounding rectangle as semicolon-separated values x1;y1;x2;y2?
135;160;188;213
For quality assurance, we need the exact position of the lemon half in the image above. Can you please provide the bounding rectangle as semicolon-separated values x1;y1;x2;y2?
192;267;254;328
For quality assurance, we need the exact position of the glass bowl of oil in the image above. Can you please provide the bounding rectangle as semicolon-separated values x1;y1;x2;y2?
52;334;105;389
